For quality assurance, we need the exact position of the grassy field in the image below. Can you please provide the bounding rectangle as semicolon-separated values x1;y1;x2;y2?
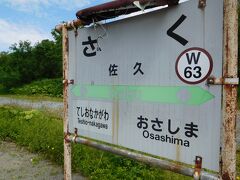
0;106;193;179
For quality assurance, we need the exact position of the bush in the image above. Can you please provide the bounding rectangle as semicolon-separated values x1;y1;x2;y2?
10;78;63;97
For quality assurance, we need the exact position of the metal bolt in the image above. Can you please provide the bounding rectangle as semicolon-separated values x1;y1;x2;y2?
207;77;214;84
198;0;206;9
73;128;78;143
69;79;74;85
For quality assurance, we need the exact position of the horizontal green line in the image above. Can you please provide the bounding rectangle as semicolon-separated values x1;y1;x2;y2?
71;84;214;105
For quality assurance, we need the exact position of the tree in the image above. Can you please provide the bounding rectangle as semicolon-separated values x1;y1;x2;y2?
33;39;62;79
0;29;62;90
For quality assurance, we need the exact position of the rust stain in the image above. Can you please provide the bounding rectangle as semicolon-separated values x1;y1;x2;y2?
222;84;238;177
64;133;71;143
111;84;120;144
116;99;119;145
221;1;238;179
222;172;231;180
223;85;237;150
62;25;72;180
169;164;184;174
194;156;202;179
65;36;69;53
175;141;180;162
224;28;229;76
83;139;91;146
198;0;206;9
112;98;116;144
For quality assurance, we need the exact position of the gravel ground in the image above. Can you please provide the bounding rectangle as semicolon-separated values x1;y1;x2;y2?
0;141;86;180
0;97;63;109
0;97;64;117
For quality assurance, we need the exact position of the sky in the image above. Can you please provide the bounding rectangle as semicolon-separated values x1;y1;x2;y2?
0;0;187;52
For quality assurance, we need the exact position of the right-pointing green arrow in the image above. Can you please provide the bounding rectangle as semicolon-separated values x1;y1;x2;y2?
71;84;214;105
185;86;215;105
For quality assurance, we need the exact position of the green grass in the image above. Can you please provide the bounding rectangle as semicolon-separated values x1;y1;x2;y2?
0;106;192;179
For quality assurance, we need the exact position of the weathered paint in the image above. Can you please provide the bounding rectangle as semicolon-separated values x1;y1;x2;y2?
63;25;72;180
55;19;83;32
221;0;238;179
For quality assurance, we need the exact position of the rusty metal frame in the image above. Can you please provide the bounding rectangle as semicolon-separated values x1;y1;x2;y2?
62;24;72;180
57;0;238;179
221;0;238;179
207;76;239;85
56;19;83;33
64;135;219;179
58;20;221;179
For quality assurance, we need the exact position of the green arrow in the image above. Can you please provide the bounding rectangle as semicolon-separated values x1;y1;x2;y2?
71;84;214;105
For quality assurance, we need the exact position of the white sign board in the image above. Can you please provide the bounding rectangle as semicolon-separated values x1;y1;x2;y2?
68;0;223;171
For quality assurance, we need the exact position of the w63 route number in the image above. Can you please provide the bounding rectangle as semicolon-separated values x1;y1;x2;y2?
184;66;201;79
175;47;213;84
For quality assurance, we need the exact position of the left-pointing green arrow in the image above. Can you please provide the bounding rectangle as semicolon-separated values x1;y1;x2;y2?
71;84;214;105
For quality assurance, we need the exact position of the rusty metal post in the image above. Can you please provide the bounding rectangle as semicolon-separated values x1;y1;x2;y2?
63;24;72;180
221;0;238;179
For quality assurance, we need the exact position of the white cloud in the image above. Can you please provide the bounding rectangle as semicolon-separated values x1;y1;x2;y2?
0;19;51;51
1;0;92;16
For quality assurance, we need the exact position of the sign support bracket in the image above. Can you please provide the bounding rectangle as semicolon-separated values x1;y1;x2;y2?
207;77;239;86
